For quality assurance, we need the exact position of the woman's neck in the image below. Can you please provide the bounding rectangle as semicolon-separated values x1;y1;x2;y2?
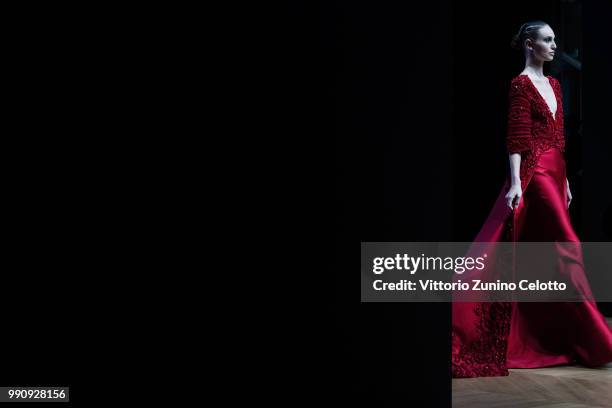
522;59;546;79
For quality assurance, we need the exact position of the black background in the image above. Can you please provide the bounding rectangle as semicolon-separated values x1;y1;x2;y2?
3;7;80;407
3;4;144;406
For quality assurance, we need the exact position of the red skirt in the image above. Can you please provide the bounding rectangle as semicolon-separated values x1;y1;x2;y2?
452;147;612;377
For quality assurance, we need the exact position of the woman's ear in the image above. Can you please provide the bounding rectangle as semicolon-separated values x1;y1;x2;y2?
524;38;533;51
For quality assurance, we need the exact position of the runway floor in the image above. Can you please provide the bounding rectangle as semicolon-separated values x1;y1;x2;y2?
452;318;612;408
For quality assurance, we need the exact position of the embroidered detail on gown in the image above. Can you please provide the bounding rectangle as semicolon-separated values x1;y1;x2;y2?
451;75;612;378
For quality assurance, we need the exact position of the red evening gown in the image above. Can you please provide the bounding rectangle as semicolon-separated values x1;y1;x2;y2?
451;74;612;378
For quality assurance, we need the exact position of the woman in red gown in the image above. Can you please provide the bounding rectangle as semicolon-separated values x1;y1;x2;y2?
451;21;612;377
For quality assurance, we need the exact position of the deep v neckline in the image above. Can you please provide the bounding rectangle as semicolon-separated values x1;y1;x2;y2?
521;74;558;122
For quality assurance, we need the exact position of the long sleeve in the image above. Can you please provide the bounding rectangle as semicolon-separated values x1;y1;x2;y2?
506;80;532;154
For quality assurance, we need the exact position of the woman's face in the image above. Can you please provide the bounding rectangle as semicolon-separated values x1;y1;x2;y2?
527;25;557;62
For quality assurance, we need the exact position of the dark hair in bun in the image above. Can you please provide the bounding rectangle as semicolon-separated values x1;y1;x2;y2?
511;20;549;51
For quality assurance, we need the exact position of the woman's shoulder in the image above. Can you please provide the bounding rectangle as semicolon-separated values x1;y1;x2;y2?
511;73;529;81
511;73;557;81
509;74;530;93
509;73;559;90
546;75;560;88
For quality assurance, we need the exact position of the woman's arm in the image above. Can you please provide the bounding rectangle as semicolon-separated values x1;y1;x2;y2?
505;79;532;211
506;80;532;154
509;153;521;185
505;153;522;210
566;177;572;208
